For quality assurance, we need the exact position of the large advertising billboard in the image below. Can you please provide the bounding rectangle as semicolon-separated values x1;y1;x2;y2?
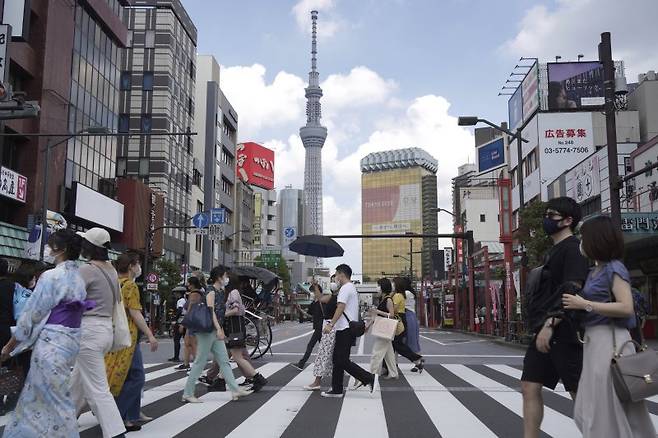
477;138;505;173
547;62;604;110
236;142;275;190
362;183;420;233
522;61;539;120
508;86;522;130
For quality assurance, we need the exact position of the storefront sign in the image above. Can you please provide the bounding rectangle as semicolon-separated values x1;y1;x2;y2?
0;166;27;202
621;212;658;234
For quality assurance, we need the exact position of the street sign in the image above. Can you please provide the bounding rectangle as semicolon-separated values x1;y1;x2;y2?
192;212;209;229
208;224;223;241
146;272;159;283
0;25;10;81
192;228;208;235
210;208;226;224
146;283;158;290
152;293;160;305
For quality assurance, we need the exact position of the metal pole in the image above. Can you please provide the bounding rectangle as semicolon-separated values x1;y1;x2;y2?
516;134;525;213
599;32;622;229
409;238;413;286
39;139;51;261
183;226;189;283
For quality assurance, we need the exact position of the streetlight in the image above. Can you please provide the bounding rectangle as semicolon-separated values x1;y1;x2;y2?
39;126;110;260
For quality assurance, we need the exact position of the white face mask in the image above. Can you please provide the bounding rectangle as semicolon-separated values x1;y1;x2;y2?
43;245;59;264
329;282;338;292
223;277;230;287
133;264;142;279
377;286;382;294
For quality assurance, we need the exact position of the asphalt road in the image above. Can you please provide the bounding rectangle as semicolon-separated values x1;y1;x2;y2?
6;322;658;437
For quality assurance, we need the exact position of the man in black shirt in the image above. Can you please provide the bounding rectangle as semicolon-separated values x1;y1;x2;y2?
521;197;590;438
291;282;326;370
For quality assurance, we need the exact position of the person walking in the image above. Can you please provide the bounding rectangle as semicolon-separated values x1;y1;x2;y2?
104;253;159;431
321;264;376;398
403;278;421;355
168;290;186;363
303;284;338;390
291;282;325;371
521;197;590;438
1;230;91;437
223;273;268;392
181;266;251;403
391;277;425;372
70;227;126;438
563;215;655;437
177;277;203;372
369;278;399;380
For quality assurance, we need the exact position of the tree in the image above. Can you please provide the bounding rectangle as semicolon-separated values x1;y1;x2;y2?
516;200;552;269
254;254;291;292
154;258;181;307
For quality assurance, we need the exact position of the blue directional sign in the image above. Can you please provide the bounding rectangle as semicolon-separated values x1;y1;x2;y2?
192;212;209;229
210;208;226;224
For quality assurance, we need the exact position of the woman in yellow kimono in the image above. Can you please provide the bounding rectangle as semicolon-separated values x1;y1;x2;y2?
105;253;158;432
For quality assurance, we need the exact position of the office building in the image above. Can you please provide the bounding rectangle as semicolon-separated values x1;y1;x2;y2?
0;0;131;263
253;186;279;249
361;148;439;282
234;179;254;266
191;55;238;270
118;0;197;264
279;186;309;285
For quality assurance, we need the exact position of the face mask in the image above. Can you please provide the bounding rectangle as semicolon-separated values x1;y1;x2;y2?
579;241;588;259
542;217;567;236
43;245;61;264
223;277;230;287
329;282;338;292
133;264;142;279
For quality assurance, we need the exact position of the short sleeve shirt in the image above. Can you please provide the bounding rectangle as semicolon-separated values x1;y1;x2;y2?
582;260;636;329
120;278;142;343
334;282;359;332
392;292;406;315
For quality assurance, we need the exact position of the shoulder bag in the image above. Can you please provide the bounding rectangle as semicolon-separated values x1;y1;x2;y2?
342;311;365;338
181;300;214;333
224;315;246;348
94;264;131;352
608;272;658;403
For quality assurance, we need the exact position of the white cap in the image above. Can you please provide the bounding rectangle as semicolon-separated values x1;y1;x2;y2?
77;227;111;248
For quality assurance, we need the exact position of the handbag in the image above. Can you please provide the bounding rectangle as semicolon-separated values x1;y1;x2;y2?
181;301;214;333
95;265;131;352
343;312;365;338
606;274;658;403
0;359;24;397
224;315;246;349
371;316;398;340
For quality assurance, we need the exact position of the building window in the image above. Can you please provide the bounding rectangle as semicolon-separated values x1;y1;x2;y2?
120;72;131;90
188;97;193;116
143;72;154;91
186;129;192;154
221;147;234;167
480;214;486;223
141;115;152;133
192;168;202;187
145;30;155;49
116;157;127;177
118;114;129;133
138;158;149;177
222;178;233;196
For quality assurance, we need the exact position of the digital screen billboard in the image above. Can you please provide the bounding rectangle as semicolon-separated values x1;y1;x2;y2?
477;138;505;173
547;62;604;110
508;86;523;130
236;142;275;190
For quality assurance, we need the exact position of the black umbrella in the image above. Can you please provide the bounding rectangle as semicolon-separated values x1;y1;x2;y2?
289;235;344;258
232;265;279;283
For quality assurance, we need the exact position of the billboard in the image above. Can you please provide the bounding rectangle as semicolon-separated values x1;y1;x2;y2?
522;61;539;120
362;183;421;232
236;142;275;190
477;138;505;173
567;154;601;203
253;192;262;246
508;86;523;130
0;166;27;203
547;62;604;110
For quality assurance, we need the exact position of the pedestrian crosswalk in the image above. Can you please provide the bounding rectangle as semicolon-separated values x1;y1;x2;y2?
3;360;658;437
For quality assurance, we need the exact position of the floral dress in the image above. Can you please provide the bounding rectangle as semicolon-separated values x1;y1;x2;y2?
104;278;142;396
3;261;88;438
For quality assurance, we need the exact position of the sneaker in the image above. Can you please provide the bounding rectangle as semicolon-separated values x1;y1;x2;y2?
250;373;268;393
321;390;344;398
290;362;304;371
239;377;254;387
207;379;227;392
181;395;202;403
138;412;153;422
175;364;190;371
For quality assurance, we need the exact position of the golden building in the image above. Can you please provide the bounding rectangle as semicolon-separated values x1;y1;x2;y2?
361;148;439;283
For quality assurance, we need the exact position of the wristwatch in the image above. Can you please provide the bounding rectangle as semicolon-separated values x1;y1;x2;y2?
584;301;593;313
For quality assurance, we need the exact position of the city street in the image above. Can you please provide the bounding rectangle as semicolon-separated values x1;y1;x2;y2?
26;321;645;438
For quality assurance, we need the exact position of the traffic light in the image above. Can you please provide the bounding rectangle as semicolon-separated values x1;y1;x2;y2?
0;81;40;120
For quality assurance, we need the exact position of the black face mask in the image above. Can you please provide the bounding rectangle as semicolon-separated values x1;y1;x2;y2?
542;217;568;236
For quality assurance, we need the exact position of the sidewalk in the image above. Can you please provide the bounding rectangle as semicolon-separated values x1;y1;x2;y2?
438;327;658;351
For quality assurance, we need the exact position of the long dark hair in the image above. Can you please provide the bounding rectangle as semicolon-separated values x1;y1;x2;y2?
223;272;241;304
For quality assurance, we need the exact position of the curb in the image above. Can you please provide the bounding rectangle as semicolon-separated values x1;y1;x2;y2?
436;328;529;351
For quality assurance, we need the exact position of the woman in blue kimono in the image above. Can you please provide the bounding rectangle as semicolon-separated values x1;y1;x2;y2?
1;229;92;438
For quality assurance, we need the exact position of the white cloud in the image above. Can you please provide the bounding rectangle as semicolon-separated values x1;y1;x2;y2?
292;0;342;38
321;66;398;114
502;0;658;80
219;64;305;139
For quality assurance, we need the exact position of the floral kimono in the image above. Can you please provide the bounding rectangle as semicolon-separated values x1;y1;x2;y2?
3;261;89;438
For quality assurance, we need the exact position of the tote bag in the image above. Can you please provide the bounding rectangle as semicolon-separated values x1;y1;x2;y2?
95;265;131;352
182;302;214;333
371;316;398;340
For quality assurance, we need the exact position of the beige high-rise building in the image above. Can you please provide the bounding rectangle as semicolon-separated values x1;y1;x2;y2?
361;148;439;283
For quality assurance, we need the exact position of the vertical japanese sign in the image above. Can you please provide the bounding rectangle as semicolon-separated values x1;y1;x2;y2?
253;192;262;246
0;166;27;202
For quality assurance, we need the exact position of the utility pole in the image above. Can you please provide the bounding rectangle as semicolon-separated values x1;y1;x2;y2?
599;32;622;229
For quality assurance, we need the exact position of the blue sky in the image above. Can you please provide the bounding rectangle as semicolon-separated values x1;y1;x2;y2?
181;0;658;276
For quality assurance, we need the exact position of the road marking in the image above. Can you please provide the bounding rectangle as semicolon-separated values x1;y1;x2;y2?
335;375;388;437
270;330;314;347
400;363;495;437
226;365;316;437
270;352;524;358
420;334;487;346
133;362;287;438
486;364;569;397
444;364;580;438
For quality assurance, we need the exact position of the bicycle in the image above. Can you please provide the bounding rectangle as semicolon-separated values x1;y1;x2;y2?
242;296;274;359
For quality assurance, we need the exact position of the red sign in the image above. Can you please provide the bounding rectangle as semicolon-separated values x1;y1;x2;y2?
236;142;275;190
455;224;464;267
544;128;587;138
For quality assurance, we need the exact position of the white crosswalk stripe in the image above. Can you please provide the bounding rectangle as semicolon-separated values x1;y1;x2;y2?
3;360;653;437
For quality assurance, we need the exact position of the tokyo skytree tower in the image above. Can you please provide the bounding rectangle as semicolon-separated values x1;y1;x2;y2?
300;10;327;236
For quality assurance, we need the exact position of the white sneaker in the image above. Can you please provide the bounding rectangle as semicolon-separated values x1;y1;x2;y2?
303;384;321;391
181;395;202;403
321;390;344;398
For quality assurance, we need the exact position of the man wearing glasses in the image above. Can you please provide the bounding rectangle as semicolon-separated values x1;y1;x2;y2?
521;197;590;438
